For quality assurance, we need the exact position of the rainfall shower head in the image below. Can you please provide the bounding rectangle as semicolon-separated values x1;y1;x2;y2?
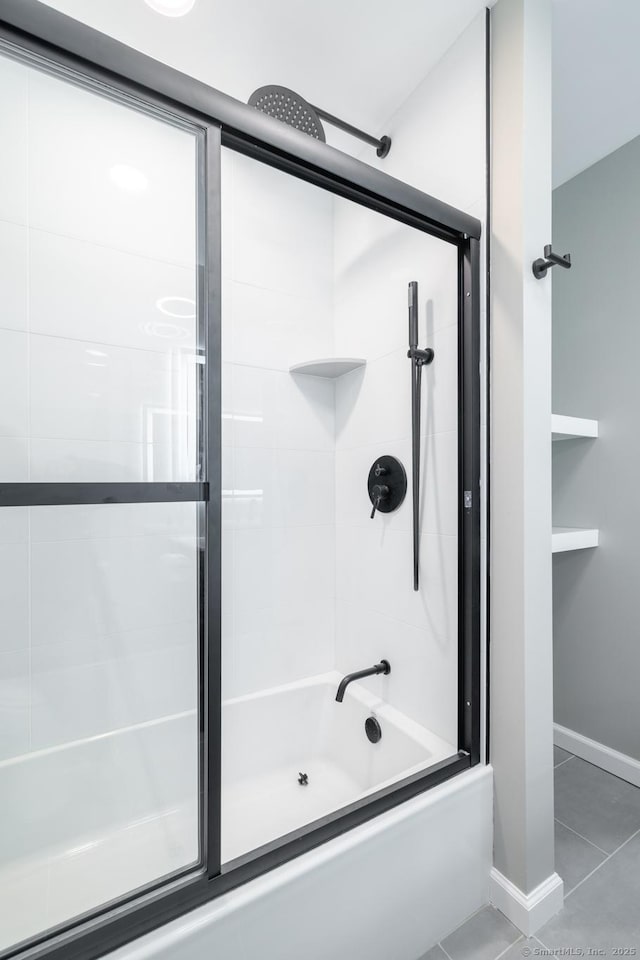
248;85;326;142
248;85;391;158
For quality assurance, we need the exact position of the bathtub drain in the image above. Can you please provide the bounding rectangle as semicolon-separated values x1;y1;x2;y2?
297;772;309;786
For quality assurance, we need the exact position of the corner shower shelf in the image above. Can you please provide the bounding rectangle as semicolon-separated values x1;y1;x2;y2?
552;527;599;554
552;414;598;441
289;358;366;379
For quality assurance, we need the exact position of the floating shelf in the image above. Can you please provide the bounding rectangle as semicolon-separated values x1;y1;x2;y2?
552;414;598;441
552;527;599;554
289;358;366;379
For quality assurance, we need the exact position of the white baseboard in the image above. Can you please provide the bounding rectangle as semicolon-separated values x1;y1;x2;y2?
554;723;640;788
490;868;563;936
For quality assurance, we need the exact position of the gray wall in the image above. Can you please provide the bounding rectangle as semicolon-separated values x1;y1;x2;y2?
553;133;640;761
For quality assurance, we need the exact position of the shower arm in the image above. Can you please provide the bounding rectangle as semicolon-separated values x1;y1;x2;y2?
407;281;434;591
309;103;392;158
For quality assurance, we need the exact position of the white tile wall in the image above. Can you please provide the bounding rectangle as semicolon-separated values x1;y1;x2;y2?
220;122;473;746
221;150;337;699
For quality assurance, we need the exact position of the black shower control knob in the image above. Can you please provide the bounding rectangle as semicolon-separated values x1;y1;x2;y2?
367;455;407;519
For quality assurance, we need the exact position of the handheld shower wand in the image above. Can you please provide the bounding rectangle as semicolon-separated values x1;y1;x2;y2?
407;281;434;591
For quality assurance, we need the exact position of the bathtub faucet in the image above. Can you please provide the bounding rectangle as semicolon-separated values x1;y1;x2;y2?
335;660;391;702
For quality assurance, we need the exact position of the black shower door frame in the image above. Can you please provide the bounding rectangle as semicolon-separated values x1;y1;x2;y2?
0;4;482;960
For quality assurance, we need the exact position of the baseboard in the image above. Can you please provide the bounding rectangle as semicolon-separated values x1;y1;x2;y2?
489;868;563;936
554;723;640;788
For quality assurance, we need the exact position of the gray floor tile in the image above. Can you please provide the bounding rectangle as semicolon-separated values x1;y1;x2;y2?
554;819;607;892
416;945;449;960
441;906;521;960
499;938;546;960
554;757;640;853
538;831;640;950
554;746;573;767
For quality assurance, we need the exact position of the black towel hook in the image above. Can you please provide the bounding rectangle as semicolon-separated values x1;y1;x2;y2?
532;244;572;279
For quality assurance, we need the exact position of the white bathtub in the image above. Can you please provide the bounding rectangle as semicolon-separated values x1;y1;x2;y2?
0;712;198;952
108;765;493;960
222;672;456;861
2;676;492;960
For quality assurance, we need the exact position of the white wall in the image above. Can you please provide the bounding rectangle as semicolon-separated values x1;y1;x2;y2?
220;151;337;699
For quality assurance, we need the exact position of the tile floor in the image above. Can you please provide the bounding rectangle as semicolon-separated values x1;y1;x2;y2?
419;750;640;960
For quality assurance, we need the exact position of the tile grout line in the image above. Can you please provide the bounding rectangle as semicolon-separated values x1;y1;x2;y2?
564;824;640;900
553;755;574;770
492;934;524;960
554;816;610;855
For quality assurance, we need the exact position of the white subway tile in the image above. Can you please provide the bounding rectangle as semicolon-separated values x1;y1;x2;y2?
29;230;197;351
232;525;334;639
30;624;197;750
228;281;332;370
0;439;29;482
0;58;27;226
223;603;334;700
228;363;278;449
277;370;335;451
0;542;29;655
0;330;28;438
30;501;197;543
30;438;144;482
228;151;333;298
28;69;197;266
0;650;29;762
0;221;28;332
29;335;193;451
335;522;457;640
30;533;198;647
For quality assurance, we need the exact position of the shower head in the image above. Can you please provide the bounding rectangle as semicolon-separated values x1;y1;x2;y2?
248;85;326;142
248;85;391;158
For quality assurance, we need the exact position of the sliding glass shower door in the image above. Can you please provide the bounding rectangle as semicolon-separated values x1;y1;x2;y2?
0;49;204;952
0;8;481;958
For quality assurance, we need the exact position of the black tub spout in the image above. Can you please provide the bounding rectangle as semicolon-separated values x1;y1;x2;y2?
335;660;391;703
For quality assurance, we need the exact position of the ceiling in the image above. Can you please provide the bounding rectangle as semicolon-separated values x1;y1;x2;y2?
553;0;640;187
37;0;490;152
34;0;640;190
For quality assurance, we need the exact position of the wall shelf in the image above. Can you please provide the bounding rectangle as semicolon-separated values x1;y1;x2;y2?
552;527;599;554
552;414;598;441
289;358;366;379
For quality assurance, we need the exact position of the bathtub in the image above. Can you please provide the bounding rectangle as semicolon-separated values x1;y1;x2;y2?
221;672;457;861
108;764;493;960
2;676;492;960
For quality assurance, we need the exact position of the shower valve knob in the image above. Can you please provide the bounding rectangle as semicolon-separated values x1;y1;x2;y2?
369;483;390;519
367;455;407;520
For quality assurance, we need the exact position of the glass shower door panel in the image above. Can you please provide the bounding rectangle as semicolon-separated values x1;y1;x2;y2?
0;50;202;952
0;503;200;951
0;53;199;485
